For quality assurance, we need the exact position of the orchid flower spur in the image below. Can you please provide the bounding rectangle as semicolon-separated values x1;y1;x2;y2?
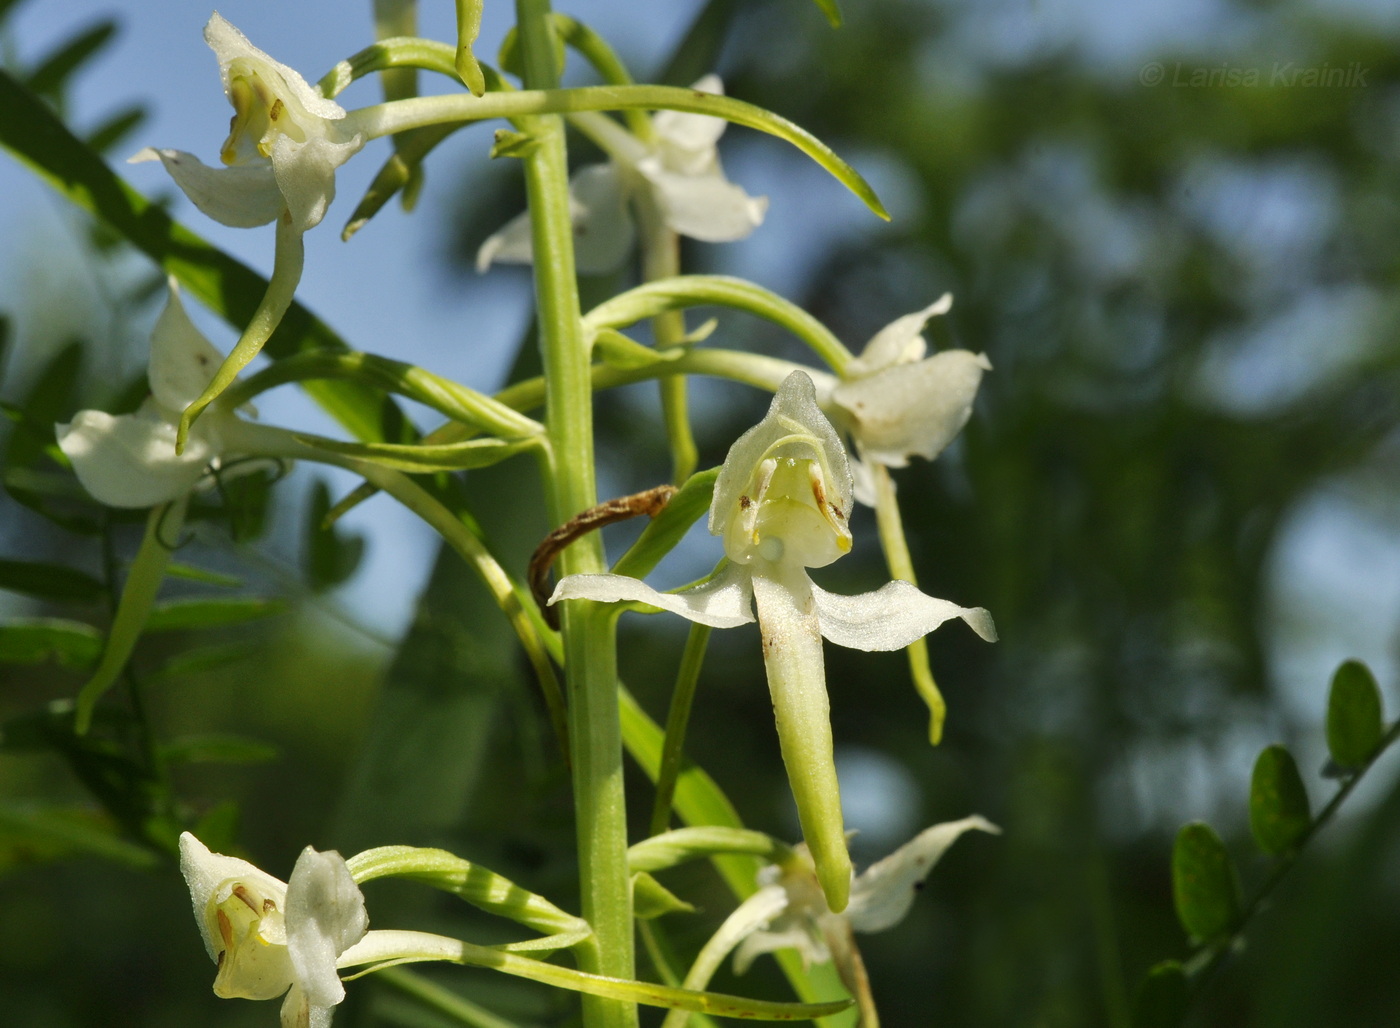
722;817;1000;1028
180;832;370;1028
130;13;365;447
551;372;995;912
476;75;768;273
57;280;267;509
824;294;991;506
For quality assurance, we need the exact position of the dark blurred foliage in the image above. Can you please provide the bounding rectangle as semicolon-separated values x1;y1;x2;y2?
4;1;1400;1027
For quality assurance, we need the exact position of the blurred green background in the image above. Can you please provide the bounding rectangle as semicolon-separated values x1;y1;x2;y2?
2;0;1400;1025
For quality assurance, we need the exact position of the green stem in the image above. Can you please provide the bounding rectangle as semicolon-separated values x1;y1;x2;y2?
648;623;712;837
636;193;697;482
374;966;522;1028
515;2;636;1025
869;462;946;744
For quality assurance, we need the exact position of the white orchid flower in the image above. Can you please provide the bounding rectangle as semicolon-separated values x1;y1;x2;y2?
823;294;991;506
551;372;994;911
733;817;999;1028
129;14;366;444
179;832;370;1028
56;281;265;509
477;75;768;274
131;13;363;235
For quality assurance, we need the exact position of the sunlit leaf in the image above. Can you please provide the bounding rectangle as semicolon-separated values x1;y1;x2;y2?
1326;660;1384;771
1248;745;1311;856
0;618;102;669
143;597;282;632
1171;821;1240;942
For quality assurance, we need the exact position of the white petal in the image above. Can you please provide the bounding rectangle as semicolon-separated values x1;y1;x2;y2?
148;281;225;412
550;562;755;629
849;295;952;375
476;208;535;272
476;164;635;274
845;816;999;933
831;350;990;467
279;984;336;1028
178;832;288;961
204;13;346;123
810;578;997;650
57;405;214;508
130;148;283;228
570;163;636;274
652;75;728;167
285;847;369;1009
639;160;768;242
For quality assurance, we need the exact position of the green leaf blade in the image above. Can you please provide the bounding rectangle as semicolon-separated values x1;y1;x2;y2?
1171;821;1241;942
1327;660;1384;770
144;597;283;632
0;618;102;669
0;559;104;603
1131;960;1190;1028
1248;744;1311;856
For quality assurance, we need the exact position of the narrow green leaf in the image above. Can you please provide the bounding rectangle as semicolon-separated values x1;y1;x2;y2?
164;563;242;588
0;804;158;872
632;871;696;919
0;69;404;445
25;19;118;97
594;328;684;369
1327;660;1384;770
1171;821;1241;942
0;618;101;668
346;845;585;936
160;734;278;765
144;597;282;632
0;559;104;603
148;643;251;682
294;433;539;473
812;0;843;28
612;467;718;580
1249;745;1311;855
84;104;146;155
1130;960;1190;1028
629;827;793;874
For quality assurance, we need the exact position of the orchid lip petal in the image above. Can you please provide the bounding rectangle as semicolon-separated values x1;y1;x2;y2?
809;578;997;650
549;562;755;629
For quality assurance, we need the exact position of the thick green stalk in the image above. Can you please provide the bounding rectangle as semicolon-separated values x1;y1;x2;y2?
514;2;636;1026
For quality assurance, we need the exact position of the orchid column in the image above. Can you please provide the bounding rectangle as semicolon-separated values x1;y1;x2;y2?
513;3;636;1028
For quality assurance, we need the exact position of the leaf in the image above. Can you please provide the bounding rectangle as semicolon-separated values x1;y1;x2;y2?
147;643;251;682
1249;745;1311;856
164;563;242;588
160;734;278;765
143;597;282;632
294;433;539;473
0;559;104;603
25;19;118;98
811;0;843;29
611;467;718;580
1326;660;1384;770
0;618;101;668
1130;960;1190;1028
632;871;695;919
0;804;158;872
1171;821;1241;942
305;479;366;591
84;104;146;155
